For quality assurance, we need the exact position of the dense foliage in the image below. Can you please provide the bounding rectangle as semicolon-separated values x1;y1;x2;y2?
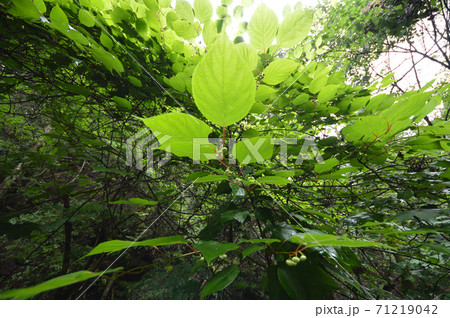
0;0;449;300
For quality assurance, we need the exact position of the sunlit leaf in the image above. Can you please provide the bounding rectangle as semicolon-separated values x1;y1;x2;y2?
192;35;255;126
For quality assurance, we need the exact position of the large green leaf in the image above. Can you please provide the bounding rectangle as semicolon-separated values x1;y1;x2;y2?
172;20;201;41
193;0;213;23
83;236;188;258
78;9;95;27
263;59;299;85
277;10;313;48
200;265;240;299
8;0;42;21
255;85;277;101
0;269;121;299
175;0;194;23
90;46;124;73
192;36;256;126
194;240;240;265
49;5;69;32
202;20;218;45
248;3;278;51
235;42;258;71
142;113;215;160
234;137;273;164
309;75;328;94
317;84;339;103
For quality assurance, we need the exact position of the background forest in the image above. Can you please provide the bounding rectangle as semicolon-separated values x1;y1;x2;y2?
0;0;449;300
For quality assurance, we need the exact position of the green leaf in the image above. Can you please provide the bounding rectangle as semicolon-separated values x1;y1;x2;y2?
194;240;240;265
257;176;292;186
166;72;189;92
33;0;46;13
235;137;273;164
216;5;228;19
78;9;95;27
50;5;69;32
192;36;256;126
200;265;240;299
112;96;131;111
255;85;277;101
277;10;313;48
0;269;121;299
314;157;338;174
242;244;267;259
263;59;299;85
229;182;247;199
127;76;142;87
172;20;201;40
221;209;250;223
233;5;244;19
60;83;91;96
159;0;172;7
194;175;229;183
235;42;258;71
100;33;113;50
202;20;218;45
142;113;215;160
186;171;210;180
309;75;328;94
175;0;194;23
83;236;188;258
9;0;41;21
290;233;392;249
317;85;339;103
193;0;213;23
248;3;278;51
109;198;158;205
91;46;124;73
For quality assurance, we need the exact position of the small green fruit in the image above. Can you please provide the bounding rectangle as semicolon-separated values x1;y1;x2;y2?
291;256;301;263
219;254;227;260
200;256;205;261
300;255;307;262
285;259;297;266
